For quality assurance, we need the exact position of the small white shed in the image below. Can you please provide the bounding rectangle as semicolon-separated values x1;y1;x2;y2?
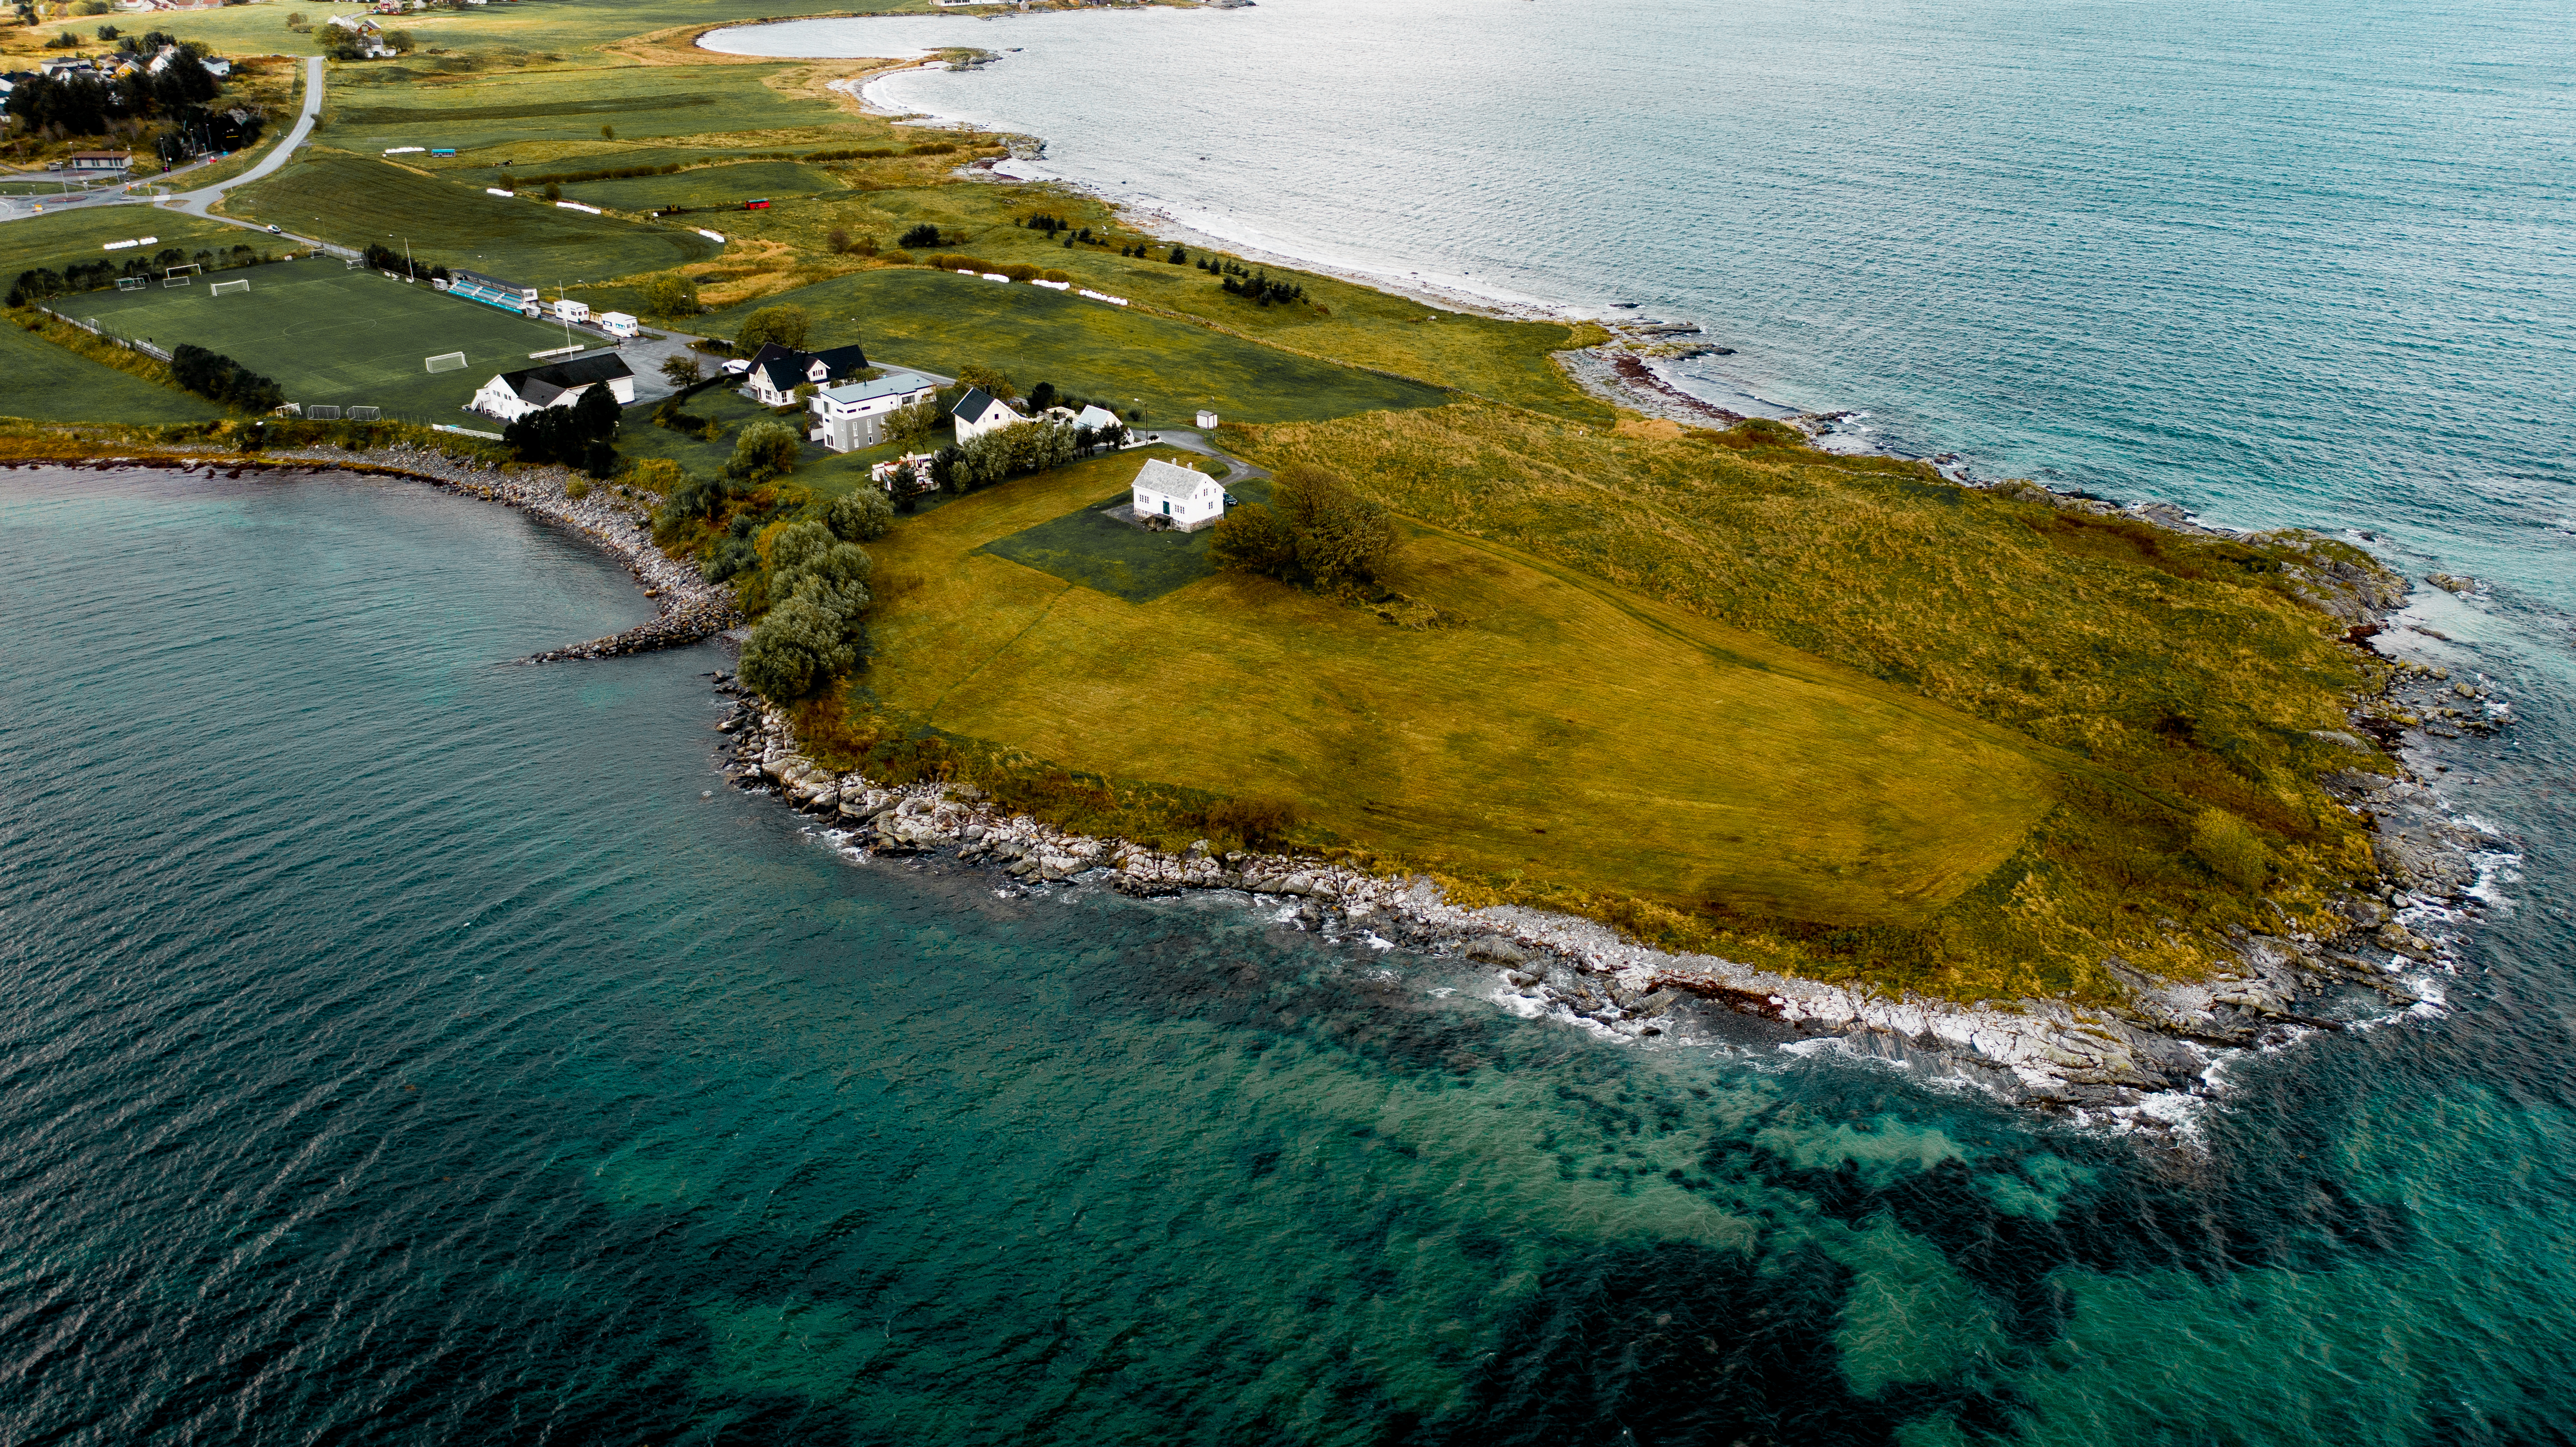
1195;409;1219;428
1131;457;1225;531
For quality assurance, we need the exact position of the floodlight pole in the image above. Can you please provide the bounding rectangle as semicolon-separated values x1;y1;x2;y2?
404;236;414;281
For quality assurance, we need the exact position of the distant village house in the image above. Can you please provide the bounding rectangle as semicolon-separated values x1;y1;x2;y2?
950;386;1022;443
1130;457;1226;531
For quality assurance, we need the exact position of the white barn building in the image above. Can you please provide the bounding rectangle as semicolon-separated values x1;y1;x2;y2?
469;352;635;423
809;370;937;453
1130;457;1225;531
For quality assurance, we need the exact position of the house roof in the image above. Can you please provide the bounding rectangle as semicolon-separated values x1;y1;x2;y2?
819;370;932;406
1073;404;1122;432
494;351;633;407
746;341;871;394
951;386;1004;421
1132;457;1218;502
66;150;132;162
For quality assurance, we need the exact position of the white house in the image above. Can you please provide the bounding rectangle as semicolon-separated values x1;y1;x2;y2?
1130;457;1225;531
469;352;635;423
741;342;871;407
597;311;637;338
808;370;936;453
951;386;1023;443
1072;403;1122;435
63;150;132;174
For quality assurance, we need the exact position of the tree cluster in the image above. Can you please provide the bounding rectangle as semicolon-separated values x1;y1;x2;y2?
736;506;882;702
897;222;944;250
931;420;1075;494
358;241;446;280
170;342;283;412
735;303;810;353
502;384;620;477
725;419;801;484
1203;257;1307;306
640;272;699;319
1020;213;1072;235
4;36;222;139
1208;463;1399;591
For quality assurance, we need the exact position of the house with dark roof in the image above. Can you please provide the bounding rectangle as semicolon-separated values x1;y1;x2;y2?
741;341;871;407
468;351;635;423
951;386;1024;444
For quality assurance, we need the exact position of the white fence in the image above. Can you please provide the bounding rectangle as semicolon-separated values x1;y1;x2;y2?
40;305;170;360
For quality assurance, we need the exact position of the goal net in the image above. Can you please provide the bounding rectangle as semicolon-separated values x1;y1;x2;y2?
162;263;201;288
424;351;469;374
209;279;250;297
116;277;147;292
347;406;381;421
304;404;342;421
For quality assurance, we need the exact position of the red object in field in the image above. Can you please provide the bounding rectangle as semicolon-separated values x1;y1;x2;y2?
742;199;770;210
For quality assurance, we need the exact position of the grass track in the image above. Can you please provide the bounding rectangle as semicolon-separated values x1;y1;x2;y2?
0;323;226;424
699;269;1452;427
220;151;715;284
865;450;2059;926
70;260;579;416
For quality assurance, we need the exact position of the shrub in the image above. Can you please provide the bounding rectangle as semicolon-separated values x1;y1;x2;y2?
1205;797;1295;846
826;487;893;543
898;222;942;250
726;419;801;482
2190;808;2269;891
1206;502;1298;579
625;457;685;495
884;397;940;447
542;181;561;202
735;303;810;353
825;227;853;255
565;477;591;499
737;595;853;702
658;353;702;386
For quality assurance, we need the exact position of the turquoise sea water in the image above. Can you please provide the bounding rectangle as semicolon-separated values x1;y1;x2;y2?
8;1;2576;1440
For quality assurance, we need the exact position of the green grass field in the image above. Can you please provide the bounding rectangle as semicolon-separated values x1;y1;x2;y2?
69;259;579;416
694;269;1452;428
220;151;716;285
0;208;270;284
0;322;226;424
977;457;1252;603
859;448;2059;927
563;161;845;212
322;61;855;155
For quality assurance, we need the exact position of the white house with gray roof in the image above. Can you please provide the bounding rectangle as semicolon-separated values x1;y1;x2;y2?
1131;457;1226;531
808;369;936;452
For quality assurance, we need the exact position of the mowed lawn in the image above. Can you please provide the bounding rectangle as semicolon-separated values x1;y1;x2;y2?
321;64;853;154
866;453;2060;925
71;260;577;416
0;323;226;424
0;207;270;282
221;152;715;285
699;270;1452;427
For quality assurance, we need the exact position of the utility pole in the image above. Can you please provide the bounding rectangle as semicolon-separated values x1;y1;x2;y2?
403;235;414;280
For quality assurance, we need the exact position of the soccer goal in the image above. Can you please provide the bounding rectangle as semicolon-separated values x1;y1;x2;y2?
209;279;250;297
116;277;147;292
347;406;381;421
305;404;343;421
424;351;469;374
163;263;201;289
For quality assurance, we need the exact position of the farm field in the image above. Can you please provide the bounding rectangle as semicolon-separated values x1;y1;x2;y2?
69;260;579;417
0;209;272;284
562;161;845;212
321;62;856;155
0;322;226;424
859;449;2060;927
696;270;1453;427
219;152;716;286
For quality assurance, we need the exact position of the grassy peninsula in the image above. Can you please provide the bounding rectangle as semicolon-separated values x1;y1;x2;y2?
0;0;2400;1015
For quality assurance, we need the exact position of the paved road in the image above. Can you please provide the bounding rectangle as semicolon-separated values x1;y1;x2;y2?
1;57;335;251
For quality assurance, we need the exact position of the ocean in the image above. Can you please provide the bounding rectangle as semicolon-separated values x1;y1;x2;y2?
6;0;2575;1439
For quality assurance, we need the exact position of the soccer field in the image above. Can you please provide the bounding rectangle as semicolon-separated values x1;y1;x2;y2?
66;258;586;417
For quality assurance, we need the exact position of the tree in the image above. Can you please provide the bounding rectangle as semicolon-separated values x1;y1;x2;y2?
659;353;703;386
1207;503;1298;579
736;595;852;702
1026;381;1057;412
825;226;852;255
1273;462;1398;588
543;181;562;202
383;27;413;53
883;397;940;447
954;363;1012;402
1167;245;1187;264
640;272;698;319
726;419;801;483
168;342;281;411
735;304;810;354
600;123;614;140
898;222;941;249
826;487;893;543
283;10;307;28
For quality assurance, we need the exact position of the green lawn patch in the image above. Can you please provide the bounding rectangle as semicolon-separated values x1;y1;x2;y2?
0;322;225;425
697;269;1451;428
976;456;1255;603
220;151;715;285
0;208;270;284
563;161;844;212
321;63;852;154
67;258;578;418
